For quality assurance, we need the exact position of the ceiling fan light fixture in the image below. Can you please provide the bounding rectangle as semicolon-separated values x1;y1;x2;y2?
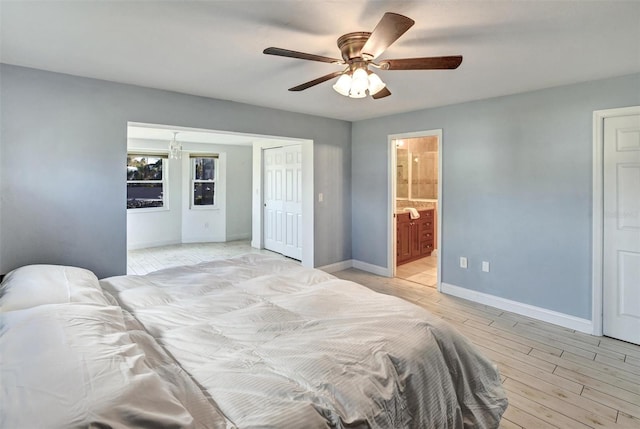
367;72;386;95
349;88;367;98
333;73;352;96
350;68;368;89
265;12;462;100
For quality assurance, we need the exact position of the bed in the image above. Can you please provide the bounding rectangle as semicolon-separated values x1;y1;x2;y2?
1;254;507;428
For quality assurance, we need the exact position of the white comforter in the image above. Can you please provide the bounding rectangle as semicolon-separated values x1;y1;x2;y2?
101;254;507;428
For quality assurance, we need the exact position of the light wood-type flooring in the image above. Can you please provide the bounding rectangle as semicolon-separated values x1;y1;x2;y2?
129;242;640;429
395;253;438;287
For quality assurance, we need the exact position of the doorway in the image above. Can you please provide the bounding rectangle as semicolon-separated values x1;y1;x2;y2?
388;130;443;290
593;106;640;345
125;122;314;271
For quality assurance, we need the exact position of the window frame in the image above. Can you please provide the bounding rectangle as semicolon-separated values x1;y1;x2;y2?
126;153;169;212
190;154;219;210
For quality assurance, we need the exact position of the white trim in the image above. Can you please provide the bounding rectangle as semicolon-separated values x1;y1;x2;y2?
441;282;594;334
387;129;443;291
353;259;391;277
317;259;353;273
226;233;252;241
387;138;397;276
127;239;181;251
592;106;640;336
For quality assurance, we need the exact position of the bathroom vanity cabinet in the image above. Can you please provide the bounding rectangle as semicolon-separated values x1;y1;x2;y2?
396;209;435;265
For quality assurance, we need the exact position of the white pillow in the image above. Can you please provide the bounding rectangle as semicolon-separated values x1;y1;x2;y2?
0;264;110;311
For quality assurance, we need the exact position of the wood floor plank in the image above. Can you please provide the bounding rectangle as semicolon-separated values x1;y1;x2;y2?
553;366;640;406
595;353;640;376
498;365;617;421
498;417;523;429
515;322;625;360
464;318;564;356
503;378;614;427
484;351;584;395
625;355;640;368
616;412;640;429
474;342;557;373
419;296;495;325
435;293;504;317
501;403;559;429
560;351;640;385
503;385;592;429
598;337;640;359
452;320;534;354
580;387;640;420
516;318;583;338
510;324;603;361
530;350;640;395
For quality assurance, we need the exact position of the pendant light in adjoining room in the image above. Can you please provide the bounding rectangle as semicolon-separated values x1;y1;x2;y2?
169;131;182;159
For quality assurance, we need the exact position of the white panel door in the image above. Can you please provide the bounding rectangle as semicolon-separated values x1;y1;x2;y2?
263;148;284;255
263;146;302;260
603;114;640;345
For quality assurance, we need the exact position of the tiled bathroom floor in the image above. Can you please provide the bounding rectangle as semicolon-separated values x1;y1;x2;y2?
395;254;438;287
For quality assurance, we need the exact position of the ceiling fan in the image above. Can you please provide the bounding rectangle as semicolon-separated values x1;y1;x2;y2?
263;12;462;100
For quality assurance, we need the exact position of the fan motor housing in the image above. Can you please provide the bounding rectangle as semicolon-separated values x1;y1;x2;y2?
337;32;371;61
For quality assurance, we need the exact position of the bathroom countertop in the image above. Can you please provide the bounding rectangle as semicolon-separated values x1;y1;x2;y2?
395;205;436;215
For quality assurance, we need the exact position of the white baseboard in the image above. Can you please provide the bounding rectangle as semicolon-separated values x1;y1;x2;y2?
352;260;391;277
182;236;225;244
318;259;353;273
440;282;593;334
315;259;391;276
127;239;181;251
226;233;251;242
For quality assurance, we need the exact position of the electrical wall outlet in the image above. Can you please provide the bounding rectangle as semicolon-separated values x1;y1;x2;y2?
460;257;468;269
482;261;490;272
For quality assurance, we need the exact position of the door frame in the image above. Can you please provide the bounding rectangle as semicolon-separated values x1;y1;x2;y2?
591;105;640;336
388;129;443;291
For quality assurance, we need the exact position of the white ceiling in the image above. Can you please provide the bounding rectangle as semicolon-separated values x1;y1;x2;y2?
2;1;639;122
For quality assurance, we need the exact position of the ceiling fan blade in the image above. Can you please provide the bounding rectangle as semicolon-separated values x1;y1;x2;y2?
289;71;344;91
361;13;415;59
382;56;463;70
264;47;342;64
372;87;391;99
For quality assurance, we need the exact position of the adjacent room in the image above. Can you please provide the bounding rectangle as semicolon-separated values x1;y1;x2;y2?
1;1;639;428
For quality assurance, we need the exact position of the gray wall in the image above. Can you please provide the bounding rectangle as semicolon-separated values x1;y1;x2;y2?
223;144;253;241
0;64;352;278
352;73;640;320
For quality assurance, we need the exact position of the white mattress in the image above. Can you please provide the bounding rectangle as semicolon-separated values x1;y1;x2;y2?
101;254;508;428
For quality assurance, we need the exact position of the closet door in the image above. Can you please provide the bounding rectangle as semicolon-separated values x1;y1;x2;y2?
603;113;640;345
263;145;302;260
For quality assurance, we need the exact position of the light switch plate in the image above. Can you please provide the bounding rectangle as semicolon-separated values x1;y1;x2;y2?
460;257;468;269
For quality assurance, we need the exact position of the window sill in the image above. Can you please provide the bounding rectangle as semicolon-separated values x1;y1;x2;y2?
127;207;170;214
189;205;220;211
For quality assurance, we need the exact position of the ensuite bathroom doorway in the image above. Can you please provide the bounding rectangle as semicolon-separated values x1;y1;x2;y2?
390;131;441;289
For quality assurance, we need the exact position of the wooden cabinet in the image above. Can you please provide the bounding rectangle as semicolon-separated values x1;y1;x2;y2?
396;209;435;265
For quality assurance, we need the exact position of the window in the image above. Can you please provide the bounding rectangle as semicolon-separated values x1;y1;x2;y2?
191;155;218;207
127;154;166;209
